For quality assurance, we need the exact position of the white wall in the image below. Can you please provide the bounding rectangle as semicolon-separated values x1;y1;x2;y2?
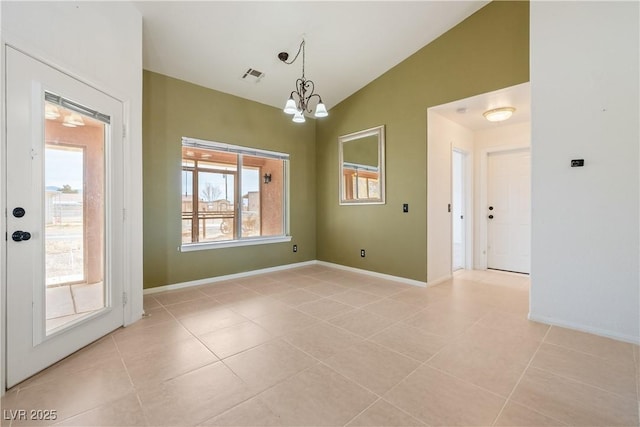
530;2;639;343
427;112;474;284
474;122;530;152
474;122;530;269
1;1;144;389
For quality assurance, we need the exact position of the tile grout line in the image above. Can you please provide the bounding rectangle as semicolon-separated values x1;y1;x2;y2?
109;331;152;427
310;357;431;427
190;320;329;423
341;397;384;427
498;401;569;427
372;289;511;420
40;337;141;427
150;281;312;425
367;312;485;425
362;323;445;364
252;300;427;418
208;352;336;425
375;308;535;422
527;364;638;403
13;336;118;393
154;298;235;381
423;365;512;402
490;325;553;426
541;339;637;366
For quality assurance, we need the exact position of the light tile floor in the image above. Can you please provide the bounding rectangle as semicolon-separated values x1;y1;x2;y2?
2;266;639;426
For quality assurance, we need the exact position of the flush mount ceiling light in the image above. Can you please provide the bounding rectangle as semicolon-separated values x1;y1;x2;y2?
483;107;515;122
278;39;328;123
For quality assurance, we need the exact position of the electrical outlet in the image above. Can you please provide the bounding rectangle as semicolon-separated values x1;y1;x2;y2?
293;244;298;253
360;249;366;257
402;203;409;213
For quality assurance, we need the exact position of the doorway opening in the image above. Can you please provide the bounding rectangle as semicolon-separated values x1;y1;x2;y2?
426;82;530;283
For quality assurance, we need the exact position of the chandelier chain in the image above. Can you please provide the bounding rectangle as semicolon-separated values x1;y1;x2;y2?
282;40;305;73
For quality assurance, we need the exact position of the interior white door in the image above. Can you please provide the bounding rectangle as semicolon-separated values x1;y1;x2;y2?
6;47;124;387
487;148;531;274
452;150;465;271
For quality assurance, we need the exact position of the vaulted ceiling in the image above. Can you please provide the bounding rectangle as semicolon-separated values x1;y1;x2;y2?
133;1;489;111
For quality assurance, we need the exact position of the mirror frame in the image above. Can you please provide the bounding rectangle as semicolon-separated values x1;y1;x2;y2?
338;125;386;205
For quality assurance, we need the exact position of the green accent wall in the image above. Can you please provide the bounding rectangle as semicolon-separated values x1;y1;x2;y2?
143;71;316;289
315;1;529;281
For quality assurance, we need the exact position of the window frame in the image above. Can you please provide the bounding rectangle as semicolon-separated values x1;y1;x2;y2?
180;137;291;252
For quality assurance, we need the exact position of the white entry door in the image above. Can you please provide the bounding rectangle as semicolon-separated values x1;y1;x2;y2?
487;148;531;274
6;47;125;387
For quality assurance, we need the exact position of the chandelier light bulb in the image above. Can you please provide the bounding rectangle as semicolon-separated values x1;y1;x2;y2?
314;102;328;118
283;97;297;115
292;110;306;123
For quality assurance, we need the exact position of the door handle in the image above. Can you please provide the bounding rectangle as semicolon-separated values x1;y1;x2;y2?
488;215;494;219
11;231;31;242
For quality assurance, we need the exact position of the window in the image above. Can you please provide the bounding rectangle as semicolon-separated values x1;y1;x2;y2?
181;137;289;250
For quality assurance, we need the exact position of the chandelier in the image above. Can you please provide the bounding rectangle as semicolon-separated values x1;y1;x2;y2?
278;39;328;123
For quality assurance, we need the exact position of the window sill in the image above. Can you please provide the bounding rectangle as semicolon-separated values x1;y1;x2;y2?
180;235;292;252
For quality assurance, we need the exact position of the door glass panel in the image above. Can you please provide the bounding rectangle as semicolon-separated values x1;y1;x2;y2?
44;101;106;334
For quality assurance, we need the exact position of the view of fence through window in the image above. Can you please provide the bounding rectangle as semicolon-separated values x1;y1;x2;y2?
46;145;85;284
181;142;287;245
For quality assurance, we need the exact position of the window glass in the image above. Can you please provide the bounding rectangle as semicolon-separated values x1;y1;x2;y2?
181;141;288;246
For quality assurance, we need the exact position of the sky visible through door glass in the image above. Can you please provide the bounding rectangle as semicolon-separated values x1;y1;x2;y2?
46;148;83;191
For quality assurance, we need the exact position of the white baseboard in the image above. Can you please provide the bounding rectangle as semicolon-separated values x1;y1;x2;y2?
143;260;317;295
426;274;452;287
528;313;640;345
144;260;427;295
315;261;426;288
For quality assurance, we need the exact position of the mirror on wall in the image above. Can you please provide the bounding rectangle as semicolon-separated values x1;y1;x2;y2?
339;125;385;205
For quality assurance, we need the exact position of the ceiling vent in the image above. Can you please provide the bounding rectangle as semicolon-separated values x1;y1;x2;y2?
241;68;265;83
